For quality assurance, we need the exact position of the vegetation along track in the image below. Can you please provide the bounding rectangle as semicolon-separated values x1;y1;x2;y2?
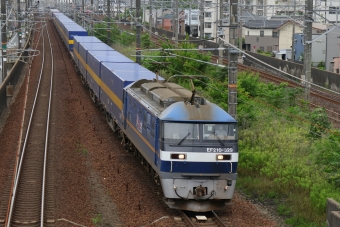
106;22;340;126
233;59;340;126
3;16;56;227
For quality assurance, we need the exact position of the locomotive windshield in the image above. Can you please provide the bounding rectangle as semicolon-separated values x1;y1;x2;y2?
161;122;237;145
203;123;237;140
162;123;199;143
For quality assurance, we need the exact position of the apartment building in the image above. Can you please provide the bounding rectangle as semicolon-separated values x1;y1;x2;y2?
241;0;340;23
203;0;229;39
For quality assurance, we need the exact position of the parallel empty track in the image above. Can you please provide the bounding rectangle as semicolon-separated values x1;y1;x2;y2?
5;15;55;227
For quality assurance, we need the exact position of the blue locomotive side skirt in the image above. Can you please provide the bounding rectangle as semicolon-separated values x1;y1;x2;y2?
126;120;156;153
125;120;158;168
158;160;238;173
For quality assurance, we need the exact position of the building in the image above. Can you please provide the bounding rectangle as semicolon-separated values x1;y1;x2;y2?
326;25;340;71
240;0;340;23
185;9;199;37
243;19;288;53
293;32;327;67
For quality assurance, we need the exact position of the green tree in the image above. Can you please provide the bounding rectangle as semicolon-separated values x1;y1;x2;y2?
141;33;151;49
93;22;108;42
315;131;340;187
317;61;325;70
308;108;330;139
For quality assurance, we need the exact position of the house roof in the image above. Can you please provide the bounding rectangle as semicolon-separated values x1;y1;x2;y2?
243;19;288;29
239;10;262;22
312;23;327;31
163;14;173;19
273;20;303;32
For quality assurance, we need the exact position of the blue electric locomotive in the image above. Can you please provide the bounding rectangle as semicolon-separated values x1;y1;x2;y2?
124;80;238;211
51;10;238;212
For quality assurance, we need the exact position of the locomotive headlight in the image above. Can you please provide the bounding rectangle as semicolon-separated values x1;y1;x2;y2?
171;153;186;160
216;154;231;160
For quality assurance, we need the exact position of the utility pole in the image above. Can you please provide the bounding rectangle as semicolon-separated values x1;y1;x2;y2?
238;0;243;58
174;0;178;46
107;0;111;45
155;9;157;29
303;0;312;101
228;0;238;119
199;0;204;40
17;0;22;50
189;3;191;35
291;0;296;61
215;0;218;43
1;0;7;83
218;0;223;64
130;0;133;29
136;0;141;64
149;0;152;31
91;0;94;35
162;3;164;29
118;0;120;20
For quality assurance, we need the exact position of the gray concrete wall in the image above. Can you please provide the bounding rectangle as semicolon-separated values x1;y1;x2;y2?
245;51;340;92
151;27;340;92
0;31;31;116
326;26;340;71
245;35;279;52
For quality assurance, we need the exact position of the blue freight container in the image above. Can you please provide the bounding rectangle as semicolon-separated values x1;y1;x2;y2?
73;36;102;68
86;54;114;99
64;24;87;51
77;43;114;80
88;51;134;64
100;62;161;126
54;15;87;51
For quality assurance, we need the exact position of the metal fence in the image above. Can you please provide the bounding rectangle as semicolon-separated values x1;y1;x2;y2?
0;31;32;116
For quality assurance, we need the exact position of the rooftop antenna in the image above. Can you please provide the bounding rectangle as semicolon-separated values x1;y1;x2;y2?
155;70;159;82
189;79;196;105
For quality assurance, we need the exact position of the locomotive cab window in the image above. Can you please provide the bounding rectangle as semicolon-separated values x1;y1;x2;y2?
161;122;199;144
203;123;237;141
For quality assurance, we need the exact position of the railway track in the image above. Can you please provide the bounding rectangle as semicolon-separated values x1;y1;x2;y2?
176;210;229;227
231;57;340;125
1;15;56;227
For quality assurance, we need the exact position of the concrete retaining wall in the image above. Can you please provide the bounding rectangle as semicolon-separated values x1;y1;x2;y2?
0;30;32;116
327;198;340;227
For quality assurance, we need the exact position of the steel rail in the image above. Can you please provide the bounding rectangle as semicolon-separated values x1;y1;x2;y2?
41;17;54;227
180;210;196;227
6;15;53;227
212;210;228;227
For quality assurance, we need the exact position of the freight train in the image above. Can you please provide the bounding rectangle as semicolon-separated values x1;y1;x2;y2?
50;9;238;212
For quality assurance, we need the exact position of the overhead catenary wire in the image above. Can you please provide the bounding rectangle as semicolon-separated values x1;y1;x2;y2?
218;37;340;97
143;57;340;146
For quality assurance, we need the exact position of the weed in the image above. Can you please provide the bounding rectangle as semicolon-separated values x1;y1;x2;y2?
76;140;88;155
277;204;292;217
92;214;103;225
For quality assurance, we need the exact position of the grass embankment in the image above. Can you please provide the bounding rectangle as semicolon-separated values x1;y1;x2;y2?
104;31;340;226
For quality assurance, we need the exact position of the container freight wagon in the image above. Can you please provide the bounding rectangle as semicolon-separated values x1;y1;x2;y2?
84;50;135;104
101;63;159;128
53;13;88;51
75;42;114;81
73;36;105;75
